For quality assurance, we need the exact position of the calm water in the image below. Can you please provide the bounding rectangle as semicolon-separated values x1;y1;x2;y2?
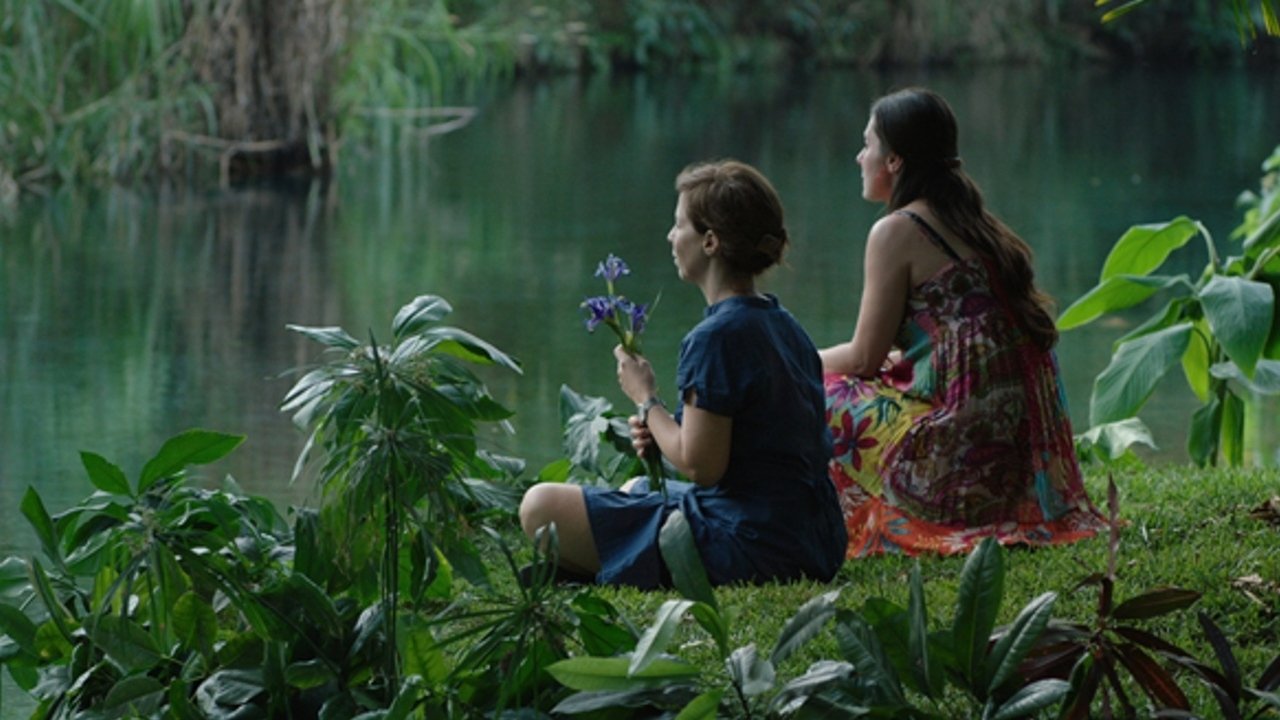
3;65;1279;558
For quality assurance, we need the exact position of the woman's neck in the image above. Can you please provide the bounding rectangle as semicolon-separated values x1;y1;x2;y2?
700;273;757;306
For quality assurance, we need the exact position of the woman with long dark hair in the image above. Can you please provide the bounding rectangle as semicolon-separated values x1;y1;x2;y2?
821;87;1104;557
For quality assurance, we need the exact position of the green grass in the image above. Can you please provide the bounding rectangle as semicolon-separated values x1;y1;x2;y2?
508;465;1280;714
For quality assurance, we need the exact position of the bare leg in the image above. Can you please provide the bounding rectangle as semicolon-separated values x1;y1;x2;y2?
518;483;601;574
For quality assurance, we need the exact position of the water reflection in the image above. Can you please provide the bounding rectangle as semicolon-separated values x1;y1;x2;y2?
3;65;1278;556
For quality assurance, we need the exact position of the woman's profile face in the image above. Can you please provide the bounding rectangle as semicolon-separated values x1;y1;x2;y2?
668;193;707;284
858;116;894;203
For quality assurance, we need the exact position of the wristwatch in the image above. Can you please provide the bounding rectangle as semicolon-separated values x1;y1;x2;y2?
637;395;665;425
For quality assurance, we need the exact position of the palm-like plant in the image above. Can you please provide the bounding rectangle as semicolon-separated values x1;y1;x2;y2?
281;294;522;688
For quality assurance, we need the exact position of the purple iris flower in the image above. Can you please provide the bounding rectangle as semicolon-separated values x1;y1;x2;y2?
594;254;630;283
581;295;614;332
628;301;649;335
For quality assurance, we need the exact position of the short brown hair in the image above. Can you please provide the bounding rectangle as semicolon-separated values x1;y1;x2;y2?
675;160;789;277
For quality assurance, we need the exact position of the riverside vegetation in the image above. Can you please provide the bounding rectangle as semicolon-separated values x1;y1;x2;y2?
2;0;1277;193
1;153;1279;718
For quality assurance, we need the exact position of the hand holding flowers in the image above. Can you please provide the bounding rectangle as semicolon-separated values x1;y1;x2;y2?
581;254;667;495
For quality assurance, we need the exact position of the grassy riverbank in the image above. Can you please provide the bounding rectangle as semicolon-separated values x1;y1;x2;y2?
529;463;1280;714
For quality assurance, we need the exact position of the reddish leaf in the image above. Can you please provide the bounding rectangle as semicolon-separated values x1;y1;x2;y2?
1112;587;1201;620
1115;642;1191;711
1021;641;1086;681
1196;612;1241;699
1112;626;1195;662
1061;657;1103;720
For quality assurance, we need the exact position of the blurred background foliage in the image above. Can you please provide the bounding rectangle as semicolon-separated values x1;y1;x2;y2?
0;0;1277;193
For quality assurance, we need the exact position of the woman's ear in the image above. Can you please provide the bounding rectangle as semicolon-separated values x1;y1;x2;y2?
703;229;719;256
886;153;903;174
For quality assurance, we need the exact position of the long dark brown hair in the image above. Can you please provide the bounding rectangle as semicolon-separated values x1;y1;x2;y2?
872;87;1058;350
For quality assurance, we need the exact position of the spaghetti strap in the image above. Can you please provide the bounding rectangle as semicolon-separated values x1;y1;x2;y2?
895;209;963;263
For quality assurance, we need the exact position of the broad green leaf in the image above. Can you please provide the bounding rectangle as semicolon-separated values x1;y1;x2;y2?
392;295;451;338
1199;275;1274;376
630;599;695;676
770;660;855;716
285;659;334;690
1243;196;1280;252
34;621;72;662
991;679;1071;720
89;615;163;672
286;323;360;349
984;592;1057;696
384;675;423;720
1057;274;1193;330
727;643;776;697
1076;418;1157;461
1187;396;1222;468
659;511;718;611
1090;323;1193;425
771;589;840;667
103;675;165;713
906;563;937;698
139;430;245;493
547;655;699;691
20;488;61;567
0;604;37;654
952;537;1004;690
1116;296;1191;347
552;686;702;715
689;602;731;661
80;452;131;496
283;573;342;638
1210;359;1280;395
168;681;203;720
28;559;73;643
1181;319;1213;402
675;689;725;720
399;616;448;684
173;592;217;659
423;326;522;373
834;613;906;707
1099;0;1151;24
1221;390;1245;467
1100;217;1200;281
196;668;266;706
1112;587;1201;620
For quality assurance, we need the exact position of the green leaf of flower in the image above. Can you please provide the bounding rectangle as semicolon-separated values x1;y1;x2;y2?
1089;323;1193;426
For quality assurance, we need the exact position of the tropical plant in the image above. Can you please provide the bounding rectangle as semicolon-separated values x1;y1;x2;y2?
281;293;523;688
0;430;295;717
1159;611;1280;719
1058;145;1280;467
535;384;651;488
1020;480;1204;718
547;516;1075;719
427;524;640;716
1097;0;1280;41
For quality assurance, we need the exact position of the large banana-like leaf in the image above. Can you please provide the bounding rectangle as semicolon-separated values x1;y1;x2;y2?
1089;323;1193;426
1099;216;1201;281
1199;275;1274;377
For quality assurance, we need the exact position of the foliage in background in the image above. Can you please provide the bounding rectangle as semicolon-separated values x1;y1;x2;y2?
3;0;1276;192
1062;145;1280;467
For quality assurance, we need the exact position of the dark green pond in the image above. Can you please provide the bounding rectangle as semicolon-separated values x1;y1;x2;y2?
3;65;1279;558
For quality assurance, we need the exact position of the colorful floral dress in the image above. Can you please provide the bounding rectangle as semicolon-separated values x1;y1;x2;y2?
825;211;1104;557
